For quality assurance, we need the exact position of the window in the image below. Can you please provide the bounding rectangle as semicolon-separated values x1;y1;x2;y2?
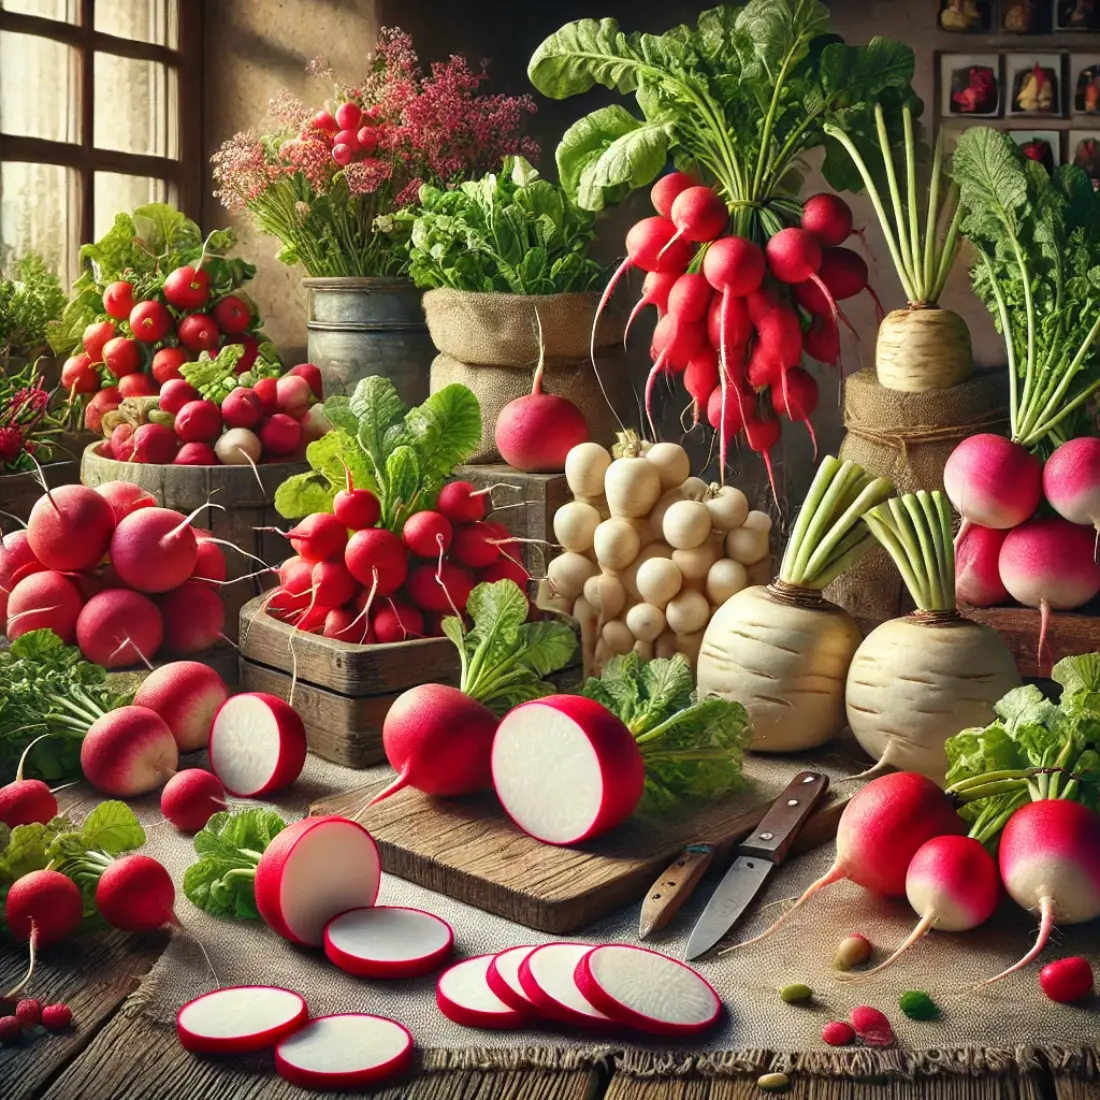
0;0;201;279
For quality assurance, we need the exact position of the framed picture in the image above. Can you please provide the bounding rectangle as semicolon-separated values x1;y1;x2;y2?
1072;55;1100;115
1008;129;1062;172
1002;0;1051;32
939;0;993;30
1069;130;1100;186
941;54;1002;117
1055;0;1100;30
1007;54;1064;116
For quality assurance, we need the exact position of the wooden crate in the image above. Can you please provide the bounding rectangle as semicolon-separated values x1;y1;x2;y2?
963;602;1100;678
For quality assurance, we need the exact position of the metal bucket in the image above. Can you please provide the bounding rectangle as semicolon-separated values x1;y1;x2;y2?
303;277;433;407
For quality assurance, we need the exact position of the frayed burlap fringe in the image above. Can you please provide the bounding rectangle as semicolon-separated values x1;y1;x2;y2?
421;1047;616;1073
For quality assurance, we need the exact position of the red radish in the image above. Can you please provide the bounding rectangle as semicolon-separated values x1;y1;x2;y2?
259;413;303;456
289;602;332;634
152;346;191;384
703;237;766;297
850;1005;894;1047
300;403;331;444
190;535;226;587
802;193;854;246
209;693;306;797
254;814;381;946
669;186;727;244
666;272;712;323
174;442;218;466
212;295;250;334
451;523;501;570
61;352;99;394
983;800;1100;985
221;387;263;430
495;361;589;473
650;171;696;218
164;265;210;310
744;408;782;501
85;477;148;531
175;399;223;444
406;562;474;612
178;314;219;353
333;484;380;530
274;1014;413;1090
796;247;879;317
822;1020;857;1046
0;1017;24;1043
479;556;529;586
159;378;201;415
491;695;645;845
518;942;610;1028
133;660;229;751
311;559;357;607
437;480;486;524
623;270;677;346
227;333;259;373
803;313;840;366
324;906;453;978
109;423;136;462
756;307;804;368
437;954;530;1029
5;571;83;643
0;739;58;827
84;386;121;433
729;772;966;950
372;599;424;643
771;366;819;457
129;300;171;343
576;945;721;1036
346;527;407;594
267;587;309;621
119;372;158;399
253;376;278;414
15;999;41;1028
41;1003;72;1031
746;346;785;390
83;320;116;362
4;870;83;994
1043;437;1100;544
357;126;378;153
288;362;323;399
133;422;179;464
944;435;1042;530
707;383;746;436
335;101;361;131
110;506;203;592
486;945;543;1015
955;525;1010;607
1040;957;1094;1003
311;109;338;132
177;986;308;1054
323;608;373;644
27;484;115;572
766;228;843;335
288;512;347;563
282;556;314;595
76;589;163;667
96;853;178;932
80;705;178;796
855;835;1000;976
161;769;227;832
0;529;40;587
275;375;313;418
685;349;720;423
103;280;135;320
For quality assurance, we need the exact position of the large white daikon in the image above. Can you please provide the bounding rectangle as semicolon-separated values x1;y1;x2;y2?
697;456;892;752
846;491;1020;784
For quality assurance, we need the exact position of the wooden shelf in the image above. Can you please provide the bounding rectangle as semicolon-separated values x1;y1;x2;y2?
962;602;1100;677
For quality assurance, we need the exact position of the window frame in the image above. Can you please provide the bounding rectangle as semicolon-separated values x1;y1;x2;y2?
0;0;203;258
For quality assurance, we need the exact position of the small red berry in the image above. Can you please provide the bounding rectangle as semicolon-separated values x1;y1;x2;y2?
0;1016;23;1043
15;999;41;1028
41;1003;73;1031
1040;957;1094;1004
850;1004;891;1036
821;1020;855;1047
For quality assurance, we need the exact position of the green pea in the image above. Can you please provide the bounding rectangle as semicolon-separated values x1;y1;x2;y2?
779;983;813;1004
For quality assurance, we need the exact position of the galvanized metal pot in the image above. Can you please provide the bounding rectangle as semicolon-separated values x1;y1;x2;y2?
302;277;433;407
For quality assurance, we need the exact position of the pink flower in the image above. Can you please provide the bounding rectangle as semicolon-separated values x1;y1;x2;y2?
0;425;25;464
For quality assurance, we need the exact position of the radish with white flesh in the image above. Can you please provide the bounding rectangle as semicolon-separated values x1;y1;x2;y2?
324;906;453;978
5;570;83;643
1044;437;1100;540
4;870;83;996
26;484;115;572
177;986;308;1054
698;457;892;752
133;661;229;752
725;772;966;951
517;942;610;1028
492;695;644;845
255;815;382;946
81;706;179;797
847;491;1020;783
110;507;203;593
944;435;1042;531
275;1014;413;1090
76;589;164;668
209;693;307;797
161;769;227;832
576;945;721;1036
955;525;1010;607
852;835;1000;977
96;854;178;932
437;954;530;1029
486;946;543;1015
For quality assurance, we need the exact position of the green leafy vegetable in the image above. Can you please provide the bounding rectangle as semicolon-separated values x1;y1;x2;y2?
582;653;751;810
179;341;281;403
183;809;288;920
0;251;67;363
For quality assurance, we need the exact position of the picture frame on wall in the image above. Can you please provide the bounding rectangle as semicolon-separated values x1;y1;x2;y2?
941;54;1002;117
1008;129;1062;172
1072;55;1100;115
939;0;993;31
1007;53;1065;116
1055;0;1100;31
1069;129;1100;186
1002;0;1051;32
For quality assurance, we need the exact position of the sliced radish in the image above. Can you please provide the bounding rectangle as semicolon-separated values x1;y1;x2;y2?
518;942;611;1028
176;986;307;1054
274;1013;413;1090
486;945;543;1015
324;906;454;979
437;954;530;1030
255;815;382;946
208;692;307;797
576;945;721;1036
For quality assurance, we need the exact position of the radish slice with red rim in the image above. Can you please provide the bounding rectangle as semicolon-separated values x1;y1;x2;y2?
486;945;543;1015
176;986;307;1054
324;906;454;979
274;1013;413;1090
209;692;307;797
518;942;611;1028
437;954;530;1030
575;945;722;1036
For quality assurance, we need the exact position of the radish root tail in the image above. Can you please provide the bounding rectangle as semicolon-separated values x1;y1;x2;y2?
4;927;38;998
844;913;934;980
980;896;1055;986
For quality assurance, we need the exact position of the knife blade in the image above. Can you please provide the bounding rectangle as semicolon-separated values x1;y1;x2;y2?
684;771;829;961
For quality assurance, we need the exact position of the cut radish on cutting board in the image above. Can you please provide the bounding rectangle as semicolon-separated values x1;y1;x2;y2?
324;906;454;979
576;945;722;1036
255;815;381;946
518;942;611;1028
274;1013;413;1089
486;945;543;1015
437;954;530;1030
209;692;307;797
176;986;308;1053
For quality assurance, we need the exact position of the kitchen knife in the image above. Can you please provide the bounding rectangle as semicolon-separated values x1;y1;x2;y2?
681;771;830;960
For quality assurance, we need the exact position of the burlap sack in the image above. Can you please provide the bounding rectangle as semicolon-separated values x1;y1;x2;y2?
825;367;1009;626
422;289;632;463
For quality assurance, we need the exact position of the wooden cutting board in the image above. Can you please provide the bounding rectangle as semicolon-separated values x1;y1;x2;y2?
311;779;847;934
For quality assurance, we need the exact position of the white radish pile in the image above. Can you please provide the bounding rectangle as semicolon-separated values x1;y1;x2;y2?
324;906;454;979
552;432;769;675
519;942;611;1028
486;945;542;1013
208;692;307;797
176;986;308;1053
274;1013;413;1090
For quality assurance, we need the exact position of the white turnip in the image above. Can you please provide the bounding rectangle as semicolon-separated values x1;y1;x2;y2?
214;428;262;466
564;442;612;501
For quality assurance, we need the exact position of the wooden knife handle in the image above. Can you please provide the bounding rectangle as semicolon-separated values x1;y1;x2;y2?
738;771;830;863
638;844;714;939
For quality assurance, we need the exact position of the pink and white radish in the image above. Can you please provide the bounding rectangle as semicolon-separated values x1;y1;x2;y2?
324;906;453;979
110;506;206;593
177;986;308;1054
81;705;179;796
486;945;543;1015
26;484;115;572
955;525;1010;608
161;769;228;832
495;357;588;473
158;582;226;655
944;435;1042;531
275;1013;412;1090
208;693;307;797
517;942;610;1028
133;661;229;752
1043;437;1100;548
437;954;531;1030
0;739;58;827
5;570;83;643
94;481;156;524
4;870;83;995
76;589;164;668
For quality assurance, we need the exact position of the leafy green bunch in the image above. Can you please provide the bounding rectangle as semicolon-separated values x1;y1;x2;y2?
390;156;604;294
528;0;917;237
180;342;282;404
0;251;66;364
275;376;481;531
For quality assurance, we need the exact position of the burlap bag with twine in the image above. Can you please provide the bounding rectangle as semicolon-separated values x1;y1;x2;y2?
825;367;1009;626
423;289;632;463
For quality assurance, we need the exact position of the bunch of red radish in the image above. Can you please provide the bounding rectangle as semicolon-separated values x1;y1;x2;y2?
603;176;878;492
298;99;385;170
1;481;229;666
100;363;327;467
60;265;266;434
948;434;1100;658
267;480;528;644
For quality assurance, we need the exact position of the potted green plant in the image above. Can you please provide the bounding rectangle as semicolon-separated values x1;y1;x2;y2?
0;251;66;381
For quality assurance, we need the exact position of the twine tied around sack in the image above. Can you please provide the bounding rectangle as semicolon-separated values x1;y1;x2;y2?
908;608;963;627
767;578;828;610
843;408;1010;472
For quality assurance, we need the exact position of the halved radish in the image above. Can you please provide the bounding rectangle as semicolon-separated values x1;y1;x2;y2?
255;815;382;946
517;942;611;1028
486;945;543;1015
176;986;307;1053
324;906;454;979
274;1013;413;1090
575;944;721;1036
208;693;307;797
491;696;644;845
436;954;530;1030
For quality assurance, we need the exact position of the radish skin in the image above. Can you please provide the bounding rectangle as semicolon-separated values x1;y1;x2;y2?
944;435;1042;530
133;662;229;752
486;946;543;1015
1044;437;1100;542
81;706;179;797
955;525;1010;607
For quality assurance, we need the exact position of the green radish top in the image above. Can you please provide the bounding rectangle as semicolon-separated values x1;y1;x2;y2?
861;490;956;613
777;456;894;591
